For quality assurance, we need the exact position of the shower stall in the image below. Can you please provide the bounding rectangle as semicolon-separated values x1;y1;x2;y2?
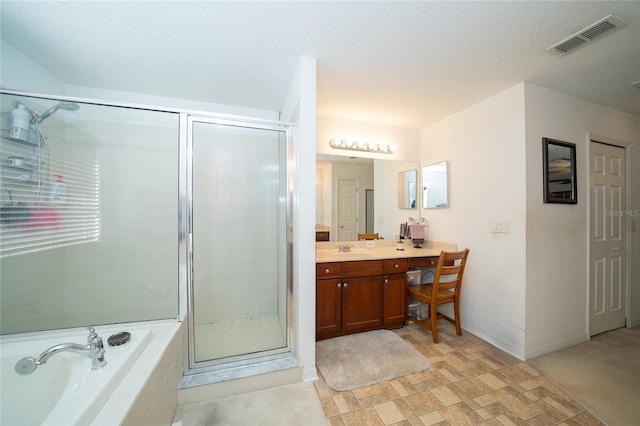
187;115;293;368
0;91;294;374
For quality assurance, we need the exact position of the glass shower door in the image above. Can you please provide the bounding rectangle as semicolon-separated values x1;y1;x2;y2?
188;117;291;367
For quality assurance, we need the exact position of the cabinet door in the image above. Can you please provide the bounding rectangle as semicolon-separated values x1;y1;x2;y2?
316;279;342;335
383;274;406;325
342;276;382;331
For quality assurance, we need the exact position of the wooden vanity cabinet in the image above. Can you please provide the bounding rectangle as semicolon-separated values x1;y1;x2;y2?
408;256;438;269
316;263;343;335
316;258;407;340
382;259;408;326
341;261;383;333
315;231;330;241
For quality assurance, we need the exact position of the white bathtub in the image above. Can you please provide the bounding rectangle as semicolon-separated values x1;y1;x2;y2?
0;321;181;425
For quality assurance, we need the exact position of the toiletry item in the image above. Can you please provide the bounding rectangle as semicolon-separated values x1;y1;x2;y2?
396;240;404;251
49;174;66;203
22;207;60;229
10;104;32;140
8;156;24;167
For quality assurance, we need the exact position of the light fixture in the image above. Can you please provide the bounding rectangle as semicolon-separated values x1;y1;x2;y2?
329;138;396;154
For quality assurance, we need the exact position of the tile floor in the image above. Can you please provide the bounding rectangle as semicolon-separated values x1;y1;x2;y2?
314;322;605;425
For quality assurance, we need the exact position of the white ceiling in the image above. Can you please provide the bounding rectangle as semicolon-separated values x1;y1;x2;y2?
1;1;639;128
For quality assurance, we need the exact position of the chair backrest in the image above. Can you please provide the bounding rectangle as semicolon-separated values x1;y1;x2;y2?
432;249;470;296
357;233;379;240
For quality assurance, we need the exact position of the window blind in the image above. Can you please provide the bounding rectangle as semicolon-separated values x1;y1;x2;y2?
0;132;100;257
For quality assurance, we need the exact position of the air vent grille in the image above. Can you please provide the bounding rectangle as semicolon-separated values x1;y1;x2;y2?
548;15;627;56
555;37;587;54
581;20;616;40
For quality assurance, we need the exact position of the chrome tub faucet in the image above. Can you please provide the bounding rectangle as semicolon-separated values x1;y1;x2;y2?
15;326;107;375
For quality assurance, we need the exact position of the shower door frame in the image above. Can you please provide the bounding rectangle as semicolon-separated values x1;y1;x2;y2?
184;114;295;372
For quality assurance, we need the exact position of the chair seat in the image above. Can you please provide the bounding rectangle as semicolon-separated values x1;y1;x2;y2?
408;284;456;304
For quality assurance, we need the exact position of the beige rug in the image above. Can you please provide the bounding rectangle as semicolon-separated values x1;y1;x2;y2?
316;329;431;391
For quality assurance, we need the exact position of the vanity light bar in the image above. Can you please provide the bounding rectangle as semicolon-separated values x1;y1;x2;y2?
329;138;396;154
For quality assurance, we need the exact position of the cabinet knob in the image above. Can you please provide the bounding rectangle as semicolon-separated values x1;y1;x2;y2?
343;283;348;288
384;278;389;283
394;263;399;269
325;268;330;274
337;282;342;288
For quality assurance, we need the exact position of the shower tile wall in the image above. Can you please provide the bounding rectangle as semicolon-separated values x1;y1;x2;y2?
192;129;282;326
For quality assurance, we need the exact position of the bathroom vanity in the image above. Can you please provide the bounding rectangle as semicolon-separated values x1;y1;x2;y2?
315;241;455;340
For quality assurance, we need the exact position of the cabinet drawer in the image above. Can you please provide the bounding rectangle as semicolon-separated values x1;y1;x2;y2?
383;258;407;274
316;262;341;279
408;256;439;268
342;260;382;278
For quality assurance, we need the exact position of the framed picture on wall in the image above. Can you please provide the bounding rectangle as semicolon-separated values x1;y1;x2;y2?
542;137;577;204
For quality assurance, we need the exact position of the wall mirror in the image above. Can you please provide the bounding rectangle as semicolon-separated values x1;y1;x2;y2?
316;154;418;241
422;161;448;208
542;138;577;204
398;169;417;209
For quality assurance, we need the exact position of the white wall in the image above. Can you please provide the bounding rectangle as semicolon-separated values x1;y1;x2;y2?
0;40;65;94
420;84;528;359
523;83;640;357
66;85;279;120
282;56;318;382
317;115;419;161
420;82;640;361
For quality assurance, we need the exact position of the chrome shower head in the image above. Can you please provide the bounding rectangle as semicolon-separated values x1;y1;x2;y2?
35;102;80;123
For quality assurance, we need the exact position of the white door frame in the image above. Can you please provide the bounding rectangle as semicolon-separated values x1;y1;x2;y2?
587;134;632;336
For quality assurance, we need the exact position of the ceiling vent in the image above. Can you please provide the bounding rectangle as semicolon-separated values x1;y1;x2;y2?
548;15;628;56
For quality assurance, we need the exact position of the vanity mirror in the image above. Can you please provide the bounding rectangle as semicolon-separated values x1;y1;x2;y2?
316;154;418;241
398;169;417;209
422;161;448;208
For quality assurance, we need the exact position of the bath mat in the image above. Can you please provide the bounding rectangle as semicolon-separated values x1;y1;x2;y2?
316;329;430;391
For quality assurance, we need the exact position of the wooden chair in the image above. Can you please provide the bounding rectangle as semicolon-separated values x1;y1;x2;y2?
357;233;379;240
407;249;470;343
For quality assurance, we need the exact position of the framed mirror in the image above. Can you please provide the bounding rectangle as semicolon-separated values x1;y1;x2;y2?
398;169;417;209
316;154;418;241
542;138;577;204
422;161;448;208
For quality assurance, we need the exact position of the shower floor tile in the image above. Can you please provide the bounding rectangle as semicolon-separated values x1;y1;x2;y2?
194;315;286;361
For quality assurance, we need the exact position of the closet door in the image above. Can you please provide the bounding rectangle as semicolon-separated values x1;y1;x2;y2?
589;140;626;336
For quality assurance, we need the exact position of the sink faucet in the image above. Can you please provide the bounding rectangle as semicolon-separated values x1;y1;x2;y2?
15;326;107;375
337;244;352;253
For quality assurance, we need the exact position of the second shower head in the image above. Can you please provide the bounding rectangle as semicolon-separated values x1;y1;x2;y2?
35;102;80;123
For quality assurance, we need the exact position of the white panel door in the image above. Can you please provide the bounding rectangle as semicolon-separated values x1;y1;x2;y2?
589;141;626;336
338;178;358;241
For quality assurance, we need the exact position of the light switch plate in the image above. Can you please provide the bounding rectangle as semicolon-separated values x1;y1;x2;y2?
491;220;511;233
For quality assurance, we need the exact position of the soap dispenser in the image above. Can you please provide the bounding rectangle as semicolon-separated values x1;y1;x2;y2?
49;175;66;203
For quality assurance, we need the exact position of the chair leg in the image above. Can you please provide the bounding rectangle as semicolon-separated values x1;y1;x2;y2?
430;303;439;343
453;298;462;336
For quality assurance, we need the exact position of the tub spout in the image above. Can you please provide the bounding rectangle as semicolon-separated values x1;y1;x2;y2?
36;342;93;364
15;326;107;375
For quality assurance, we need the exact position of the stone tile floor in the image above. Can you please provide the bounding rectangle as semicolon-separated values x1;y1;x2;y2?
314;322;604;425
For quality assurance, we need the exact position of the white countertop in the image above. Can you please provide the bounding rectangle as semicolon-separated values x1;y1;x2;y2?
315;240;456;263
